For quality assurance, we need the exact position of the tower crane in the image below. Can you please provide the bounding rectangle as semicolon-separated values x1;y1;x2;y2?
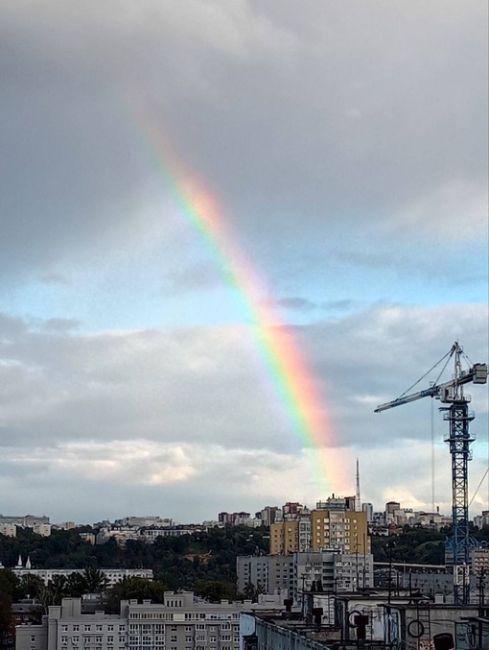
375;342;487;604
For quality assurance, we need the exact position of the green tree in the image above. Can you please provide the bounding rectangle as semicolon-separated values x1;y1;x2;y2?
48;575;68;604
82;568;107;593
104;578;167;613
17;574;45;600
0;569;18;645
66;572;88;597
194;579;236;602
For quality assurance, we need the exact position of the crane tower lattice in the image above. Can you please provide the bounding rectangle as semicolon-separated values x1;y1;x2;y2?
375;342;487;604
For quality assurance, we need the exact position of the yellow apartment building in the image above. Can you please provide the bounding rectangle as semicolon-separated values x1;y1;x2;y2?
311;509;370;554
270;520;299;555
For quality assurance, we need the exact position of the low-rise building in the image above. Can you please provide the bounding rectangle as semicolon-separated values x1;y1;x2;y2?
95;527;140;547
12;567;153;587
471;547;489;575
16;597;125;650
114;516;173;528
139;527;204;542
16;593;285;650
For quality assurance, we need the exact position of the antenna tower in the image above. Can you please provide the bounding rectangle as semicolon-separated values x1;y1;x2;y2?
356;458;361;512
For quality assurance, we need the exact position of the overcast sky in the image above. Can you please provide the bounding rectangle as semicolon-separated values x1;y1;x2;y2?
0;0;487;525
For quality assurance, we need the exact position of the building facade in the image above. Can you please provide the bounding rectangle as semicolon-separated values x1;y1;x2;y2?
361;503;373;523
16;594;284;650
269;521;299;555
237;552;374;603
310;510;369;554
12;568;153;587
236;555;293;596
0;515;51;538
270;503;369;557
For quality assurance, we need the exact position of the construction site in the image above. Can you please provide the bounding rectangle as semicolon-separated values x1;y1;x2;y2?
241;341;489;650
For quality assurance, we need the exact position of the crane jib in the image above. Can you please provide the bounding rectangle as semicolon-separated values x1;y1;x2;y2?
374;362;487;413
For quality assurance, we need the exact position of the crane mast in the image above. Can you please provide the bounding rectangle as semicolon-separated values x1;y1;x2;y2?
375;342;488;604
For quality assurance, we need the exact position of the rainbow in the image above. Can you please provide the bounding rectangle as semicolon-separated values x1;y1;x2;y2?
135;115;347;493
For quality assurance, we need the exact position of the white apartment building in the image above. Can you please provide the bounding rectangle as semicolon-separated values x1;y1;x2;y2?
96;528;140;547
473;511;489;529
293;551;373;601
114;517;173;528
139;528;201;542
236;555;293;595
237;551;374;604
16;593;284;650
12;568;153;587
0;515;51;537
16;598;126;650
0;522;17;537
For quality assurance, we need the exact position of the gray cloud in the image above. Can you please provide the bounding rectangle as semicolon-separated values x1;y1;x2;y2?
0;0;487;283
320;300;355;312
0;303;487;519
41;318;81;332
39;272;71;286
278;297;317;312
0;1;486;521
162;262;222;293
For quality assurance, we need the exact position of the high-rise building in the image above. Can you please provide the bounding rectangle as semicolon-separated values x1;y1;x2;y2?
237;551;374;600
282;502;304;518
270;520;299;555
345;496;357;512
311;509;369;554
255;506;280;527
298;515;311;552
269;496;371;556
385;501;401;524
362;502;373;523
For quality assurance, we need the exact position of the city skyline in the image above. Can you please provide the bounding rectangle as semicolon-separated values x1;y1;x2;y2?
0;1;488;522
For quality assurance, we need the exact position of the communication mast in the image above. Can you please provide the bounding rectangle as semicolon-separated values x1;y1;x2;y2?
355;458;361;512
375;342;487;604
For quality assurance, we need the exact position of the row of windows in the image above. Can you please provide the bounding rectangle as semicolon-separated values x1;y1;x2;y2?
60;625;126;633
129;613;175;620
